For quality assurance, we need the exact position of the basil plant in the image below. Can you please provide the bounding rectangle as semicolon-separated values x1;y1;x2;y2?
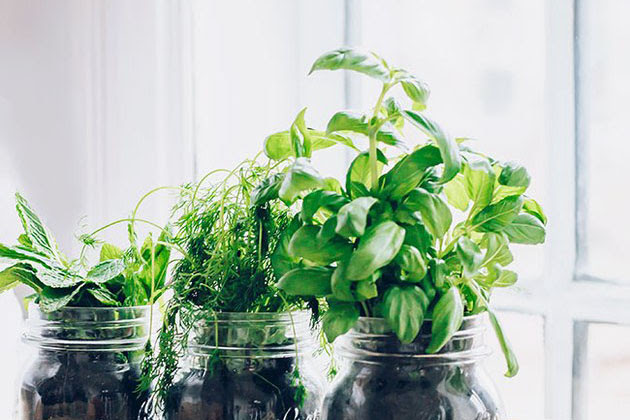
254;48;547;376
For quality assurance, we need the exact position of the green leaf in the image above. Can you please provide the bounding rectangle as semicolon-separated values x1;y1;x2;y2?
427;286;464;353
401;111;462;184
471;196;523;232
86;285;120;306
356;278;379;300
383;285;429;343
100;243;123;262
331;260;355;302
503;213;546;244
291;107;311;157
251;173;284;206
381;145;442;200
403;188;452;239
86;259;125;284
288;225;352;265
345;221;405;280
0;264;41;293
278;158;325;203
463;158;495;214
346;150;388;198
335;197;379;237
322;301;360;342
264;130;357;161
456;237;484;277
494;268;518;287
271;217;302;278
277;267;333;297
301;190;349;224
393;69;430;107
394;245;427;282
499;161;531;188
326;111;405;148
443;174;469;211
403;223;433;254
309;48;390;81
36;265;83;288
138;231;172;294
264;132;293;160
39;284;84;312
523;197;547;225
488;310;519;377
481;233;513;267
14;193;64;264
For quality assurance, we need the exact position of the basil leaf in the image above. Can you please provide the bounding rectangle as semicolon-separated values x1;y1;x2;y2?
345;221;405;280
278;158;325;203
463;158;495;214
264;131;293;160
251;173;284;206
86;259;125;284
492;185;527;203
301;190;349;224
14;193;64;264
381;145;442;200
481;233;513;267
138;231;172;293
403;188;452;239
322;301;360;342
443;174;469;211
499;161;531;188
471;196;523;233
326;111;405;148
271;216;302;278
503;213;546;244
401;111;462;184
456;237;484;277
309;48;390;81
288;225;352;265
427;286;464;353
277;267;333;297
489;310;519;377
494;268;518;287
403;223;433;254
430;259;448;288
356;279;378;300
335;197;379;238
383;285;429;343
523;197;547;225
394;245;427;282
393;69;430;108
331;260;355;302
346;150;388;198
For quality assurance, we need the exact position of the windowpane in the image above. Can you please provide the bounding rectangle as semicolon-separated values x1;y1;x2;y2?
576;0;630;282
484;311;545;419
574;323;630;419
359;0;548;283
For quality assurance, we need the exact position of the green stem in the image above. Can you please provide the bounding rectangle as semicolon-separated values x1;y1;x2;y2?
368;83;390;191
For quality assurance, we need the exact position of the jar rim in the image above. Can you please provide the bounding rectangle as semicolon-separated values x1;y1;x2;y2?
23;304;152;352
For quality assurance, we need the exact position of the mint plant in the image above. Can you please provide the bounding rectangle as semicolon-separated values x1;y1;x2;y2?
0;193;170;311
257;48;547;376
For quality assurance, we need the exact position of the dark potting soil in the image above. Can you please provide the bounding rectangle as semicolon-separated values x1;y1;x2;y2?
322;363;503;420
164;357;320;420
20;351;147;420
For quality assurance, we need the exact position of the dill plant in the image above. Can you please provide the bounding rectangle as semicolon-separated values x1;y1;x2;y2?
141;157;311;412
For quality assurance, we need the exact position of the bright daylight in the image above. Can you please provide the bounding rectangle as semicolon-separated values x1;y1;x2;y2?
0;1;627;420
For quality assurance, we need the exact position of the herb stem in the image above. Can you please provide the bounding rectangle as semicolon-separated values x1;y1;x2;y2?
368;83;390;191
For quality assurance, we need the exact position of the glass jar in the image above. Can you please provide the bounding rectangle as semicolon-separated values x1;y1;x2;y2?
19;305;151;420
322;315;505;420
164;311;325;420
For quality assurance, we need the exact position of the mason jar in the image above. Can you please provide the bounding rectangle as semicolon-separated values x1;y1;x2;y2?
18;305;151;420
164;311;325;420
322;315;505;420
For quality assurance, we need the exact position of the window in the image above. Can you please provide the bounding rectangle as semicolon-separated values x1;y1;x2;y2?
0;1;626;418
